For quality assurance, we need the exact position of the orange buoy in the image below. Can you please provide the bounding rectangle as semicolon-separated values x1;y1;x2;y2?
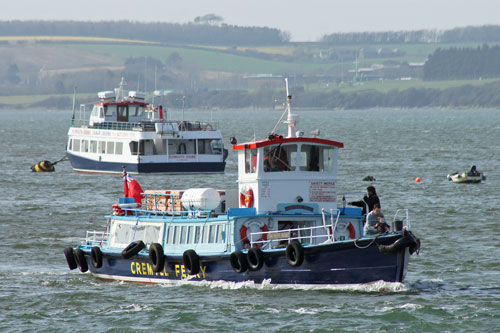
415;177;421;183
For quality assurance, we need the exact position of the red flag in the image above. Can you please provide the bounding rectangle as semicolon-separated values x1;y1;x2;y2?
123;171;144;205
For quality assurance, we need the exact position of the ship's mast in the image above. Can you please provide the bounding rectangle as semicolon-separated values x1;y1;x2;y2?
270;78;298;137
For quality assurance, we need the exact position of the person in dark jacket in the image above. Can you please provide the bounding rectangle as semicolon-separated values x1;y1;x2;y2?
348;185;380;215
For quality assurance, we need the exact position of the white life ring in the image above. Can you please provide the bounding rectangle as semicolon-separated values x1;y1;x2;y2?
240;220;269;245
333;221;356;241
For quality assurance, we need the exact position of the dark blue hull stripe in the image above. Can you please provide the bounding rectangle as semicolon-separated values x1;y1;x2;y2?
67;153;225;174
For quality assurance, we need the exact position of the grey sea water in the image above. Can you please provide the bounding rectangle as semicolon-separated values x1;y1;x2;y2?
1;107;499;332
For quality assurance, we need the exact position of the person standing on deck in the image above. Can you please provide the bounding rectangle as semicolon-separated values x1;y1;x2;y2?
348;185;380;215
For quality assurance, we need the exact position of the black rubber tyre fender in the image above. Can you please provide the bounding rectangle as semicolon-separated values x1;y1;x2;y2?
230;250;248;273
64;247;77;270
91;246;103;268
285;240;304;267
247;247;264;271
121;240;145;259
149;243;165;273
74;248;88;273
183;249;200;275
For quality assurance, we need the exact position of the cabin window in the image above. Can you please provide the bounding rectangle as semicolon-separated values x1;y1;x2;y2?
264;145;296;172
299;145;334;172
72;139;80;152
89;140;97;153
202;226;210;243
194;226;201;243
103;105;109;117
132;106;144;117
210;140;223;155
167;226;175;244
115;142;123;155
245;149;257;174
117;105;128;121
322;148;334;172
174;226;181;243
197;139;208;154
107;141;114;154
186;226;193;244
82;140;89;153
99;107;104;118
98;141;106;154
179;226;187;244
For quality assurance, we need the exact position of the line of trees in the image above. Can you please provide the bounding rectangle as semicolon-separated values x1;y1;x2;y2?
424;44;500;80
321;25;500;44
0;20;289;45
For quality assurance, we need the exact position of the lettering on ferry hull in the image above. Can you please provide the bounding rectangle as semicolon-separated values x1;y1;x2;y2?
130;261;207;279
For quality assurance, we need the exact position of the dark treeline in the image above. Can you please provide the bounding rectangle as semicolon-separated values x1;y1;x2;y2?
26;80;500;110
424;44;500;80
322;25;500;44
0;20;288;45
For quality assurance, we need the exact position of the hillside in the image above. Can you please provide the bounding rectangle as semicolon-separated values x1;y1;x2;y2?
1;21;500;109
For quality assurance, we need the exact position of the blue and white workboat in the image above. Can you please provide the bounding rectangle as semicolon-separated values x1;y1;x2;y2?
66;78;227;174
64;80;420;284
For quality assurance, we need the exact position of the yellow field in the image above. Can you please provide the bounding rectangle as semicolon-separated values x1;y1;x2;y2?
0;35;158;45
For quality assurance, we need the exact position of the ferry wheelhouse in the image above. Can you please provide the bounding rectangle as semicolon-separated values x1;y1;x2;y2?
64;80;420;285
66;79;227;174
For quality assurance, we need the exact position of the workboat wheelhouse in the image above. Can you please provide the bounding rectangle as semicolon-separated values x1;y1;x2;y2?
66;78;227;174
64;79;420;285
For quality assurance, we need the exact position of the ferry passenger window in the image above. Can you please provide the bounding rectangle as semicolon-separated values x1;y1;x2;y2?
167;226;175;244
194;226;201;244
144;225;162;244
208;226;215;243
90;140;97;153
82;140;89;153
174;226;181;244
180;226;186;244
107;141;114;154
203;226;210;243
186;226;193;244
98;141;106;154
245;149;257;173
264;145;296;172
130;141;138;155
73;139;80;152
115;142;123;155
99;107;104;118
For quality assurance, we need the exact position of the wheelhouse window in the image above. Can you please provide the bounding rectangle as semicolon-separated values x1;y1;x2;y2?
299;145;334;172
104;105;116;117
264;144;296;172
245;149;257;174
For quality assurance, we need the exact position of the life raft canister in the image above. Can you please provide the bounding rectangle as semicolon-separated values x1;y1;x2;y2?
239;186;254;208
240;220;269;246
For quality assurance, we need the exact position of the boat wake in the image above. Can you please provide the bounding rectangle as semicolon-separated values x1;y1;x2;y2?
158;278;409;293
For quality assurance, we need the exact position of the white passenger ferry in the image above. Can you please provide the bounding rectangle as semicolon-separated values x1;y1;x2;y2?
66;79;227;174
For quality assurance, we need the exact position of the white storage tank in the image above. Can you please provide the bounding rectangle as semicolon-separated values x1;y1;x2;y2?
181;188;221;211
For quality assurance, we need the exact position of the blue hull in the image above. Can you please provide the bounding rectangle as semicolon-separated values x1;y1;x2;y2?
80;236;410;284
67;153;225;174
